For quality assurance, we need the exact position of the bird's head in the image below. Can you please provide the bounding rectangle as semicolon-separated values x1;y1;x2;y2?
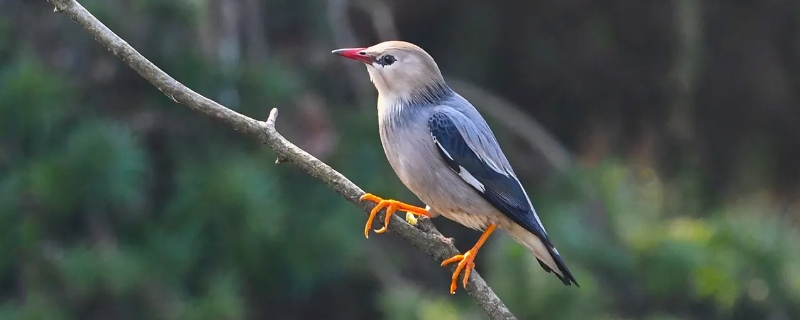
332;41;448;102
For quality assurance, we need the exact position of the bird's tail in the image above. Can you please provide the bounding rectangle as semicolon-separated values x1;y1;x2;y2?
506;224;579;286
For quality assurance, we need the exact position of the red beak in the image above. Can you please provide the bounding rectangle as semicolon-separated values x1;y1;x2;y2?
332;47;373;64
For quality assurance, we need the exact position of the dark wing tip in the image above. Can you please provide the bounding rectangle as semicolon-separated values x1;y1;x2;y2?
536;246;579;287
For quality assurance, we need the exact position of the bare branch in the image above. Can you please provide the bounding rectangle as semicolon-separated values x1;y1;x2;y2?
45;0;517;319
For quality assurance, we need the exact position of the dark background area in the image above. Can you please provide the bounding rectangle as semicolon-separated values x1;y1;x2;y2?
2;0;800;319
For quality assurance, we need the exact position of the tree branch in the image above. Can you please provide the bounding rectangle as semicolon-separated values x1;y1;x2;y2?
46;0;516;319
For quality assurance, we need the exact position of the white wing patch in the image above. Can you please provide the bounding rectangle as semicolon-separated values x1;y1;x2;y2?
432;136;454;161
457;167;486;192
432;135;486;193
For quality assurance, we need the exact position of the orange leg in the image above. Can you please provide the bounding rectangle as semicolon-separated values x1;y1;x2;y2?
441;223;497;294
360;193;430;238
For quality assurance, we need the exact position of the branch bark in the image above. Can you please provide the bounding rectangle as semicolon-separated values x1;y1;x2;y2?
46;0;516;319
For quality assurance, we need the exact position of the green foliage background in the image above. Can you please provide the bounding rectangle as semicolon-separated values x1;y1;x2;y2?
2;1;800;319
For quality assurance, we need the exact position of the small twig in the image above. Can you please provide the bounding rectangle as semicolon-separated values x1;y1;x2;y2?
46;0;516;319
268;112;287;164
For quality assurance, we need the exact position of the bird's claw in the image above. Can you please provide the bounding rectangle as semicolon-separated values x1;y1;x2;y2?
360;193;429;238
441;251;476;294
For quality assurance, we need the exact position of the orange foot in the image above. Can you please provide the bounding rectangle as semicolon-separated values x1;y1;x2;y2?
359;193;429;238
440;223;497;294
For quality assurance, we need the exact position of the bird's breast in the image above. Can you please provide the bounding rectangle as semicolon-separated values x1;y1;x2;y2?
377;108;434;190
439;211;494;231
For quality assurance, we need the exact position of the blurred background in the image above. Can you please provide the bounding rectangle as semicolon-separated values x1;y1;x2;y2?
2;0;800;319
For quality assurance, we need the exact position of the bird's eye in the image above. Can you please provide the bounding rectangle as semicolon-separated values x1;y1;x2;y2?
378;55;396;66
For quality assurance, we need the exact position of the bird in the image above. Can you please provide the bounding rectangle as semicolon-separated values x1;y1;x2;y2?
332;41;578;294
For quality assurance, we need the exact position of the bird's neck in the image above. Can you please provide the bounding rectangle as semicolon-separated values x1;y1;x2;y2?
377;81;453;128
409;81;453;105
380;81;453;107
